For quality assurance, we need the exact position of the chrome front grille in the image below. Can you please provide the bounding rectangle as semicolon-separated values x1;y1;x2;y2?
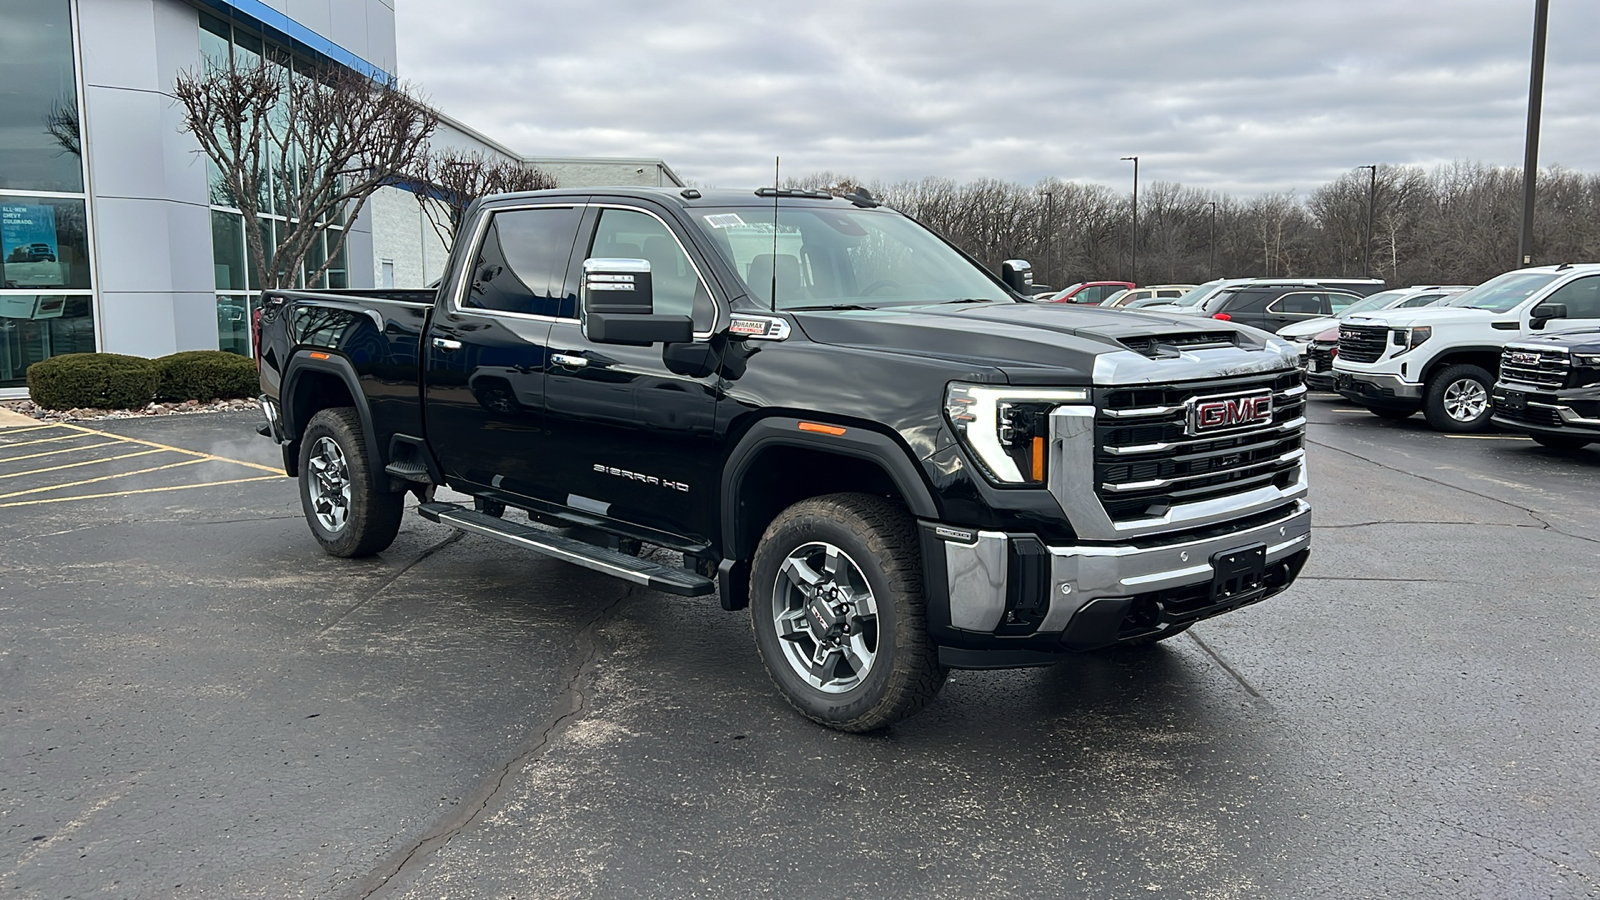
1499;346;1570;389
1093;372;1306;524
1337;324;1389;364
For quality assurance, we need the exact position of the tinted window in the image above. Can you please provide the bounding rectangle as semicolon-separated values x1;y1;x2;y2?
0;0;83;193
1541;275;1600;319
589;208;712;328
462;207;581;316
1272;292;1325;315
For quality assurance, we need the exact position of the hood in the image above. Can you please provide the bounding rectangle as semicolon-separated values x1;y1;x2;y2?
1512;327;1600;353
1277;316;1337;340
1340;306;1513;329
790;302;1289;383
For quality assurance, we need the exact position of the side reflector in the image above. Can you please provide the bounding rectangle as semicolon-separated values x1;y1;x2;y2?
1212;313;1232;321
1031;436;1045;482
309;351;330;360
798;422;847;436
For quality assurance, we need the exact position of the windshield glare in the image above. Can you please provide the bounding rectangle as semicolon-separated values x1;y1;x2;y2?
692;206;1013;309
1338;290;1408;317
1438;272;1559;312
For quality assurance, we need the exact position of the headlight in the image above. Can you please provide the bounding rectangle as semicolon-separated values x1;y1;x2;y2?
1392;326;1431;354
1573;353;1600;367
945;383;1089;483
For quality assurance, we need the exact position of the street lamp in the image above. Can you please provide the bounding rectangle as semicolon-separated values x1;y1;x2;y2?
1518;0;1550;267
1121;156;1139;284
1207;200;1218;279
1042;189;1054;290
1359;164;1378;277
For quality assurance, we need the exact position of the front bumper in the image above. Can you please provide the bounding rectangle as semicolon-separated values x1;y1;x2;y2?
925;501;1311;666
1491;384;1600;436
1334;370;1423;406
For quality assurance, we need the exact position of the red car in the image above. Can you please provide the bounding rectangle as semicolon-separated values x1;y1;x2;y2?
1039;281;1135;304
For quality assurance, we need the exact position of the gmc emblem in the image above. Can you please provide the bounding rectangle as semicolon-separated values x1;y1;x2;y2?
1189;392;1273;435
1507;351;1542;366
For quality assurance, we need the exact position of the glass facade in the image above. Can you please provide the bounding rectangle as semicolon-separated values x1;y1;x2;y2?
202;13;348;357
0;0;94;389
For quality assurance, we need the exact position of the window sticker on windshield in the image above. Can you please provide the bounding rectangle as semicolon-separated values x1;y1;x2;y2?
705;214;745;229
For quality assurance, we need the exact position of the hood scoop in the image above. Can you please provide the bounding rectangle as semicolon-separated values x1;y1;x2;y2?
1118;331;1239;359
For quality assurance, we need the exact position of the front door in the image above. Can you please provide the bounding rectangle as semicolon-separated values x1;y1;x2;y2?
1529;274;1600;334
538;203;724;548
423;202;584;500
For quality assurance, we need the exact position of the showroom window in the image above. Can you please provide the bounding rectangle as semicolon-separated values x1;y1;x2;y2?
202;13;349;356
0;0;97;390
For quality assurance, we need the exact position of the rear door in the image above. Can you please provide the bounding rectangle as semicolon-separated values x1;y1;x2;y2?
422;202;585;499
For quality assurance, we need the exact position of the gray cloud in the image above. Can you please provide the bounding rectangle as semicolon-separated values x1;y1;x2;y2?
398;0;1600;196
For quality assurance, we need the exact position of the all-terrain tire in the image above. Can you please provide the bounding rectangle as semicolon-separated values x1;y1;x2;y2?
298;407;404;557
749;493;948;732
1423;364;1494;433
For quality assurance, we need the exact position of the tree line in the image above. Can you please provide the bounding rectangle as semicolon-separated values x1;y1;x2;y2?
791;165;1600;291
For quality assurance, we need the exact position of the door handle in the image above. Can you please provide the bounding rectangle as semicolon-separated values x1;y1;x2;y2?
432;337;462;351
551;353;588;368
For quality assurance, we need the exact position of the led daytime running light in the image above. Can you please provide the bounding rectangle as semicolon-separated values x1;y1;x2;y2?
944;383;1089;483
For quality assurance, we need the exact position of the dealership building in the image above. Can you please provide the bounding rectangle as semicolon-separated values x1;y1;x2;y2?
0;0;681;397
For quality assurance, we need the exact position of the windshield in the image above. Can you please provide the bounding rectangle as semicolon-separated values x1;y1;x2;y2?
692;205;1013;310
1338;290;1407;318
1438;272;1559;313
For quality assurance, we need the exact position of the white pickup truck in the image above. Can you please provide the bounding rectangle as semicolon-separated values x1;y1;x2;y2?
1332;264;1600;431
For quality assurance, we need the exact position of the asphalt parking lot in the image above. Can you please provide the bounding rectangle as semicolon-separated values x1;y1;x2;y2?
2;401;1598;899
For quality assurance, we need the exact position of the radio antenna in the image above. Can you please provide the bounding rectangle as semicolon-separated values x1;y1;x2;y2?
769;156;781;312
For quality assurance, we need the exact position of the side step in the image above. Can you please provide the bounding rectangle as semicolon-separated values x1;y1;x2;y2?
417;501;715;597
385;460;434;483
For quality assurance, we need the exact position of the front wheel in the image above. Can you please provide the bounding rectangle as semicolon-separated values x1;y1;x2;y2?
298;407;404;557
1423;364;1494;432
749;494;947;732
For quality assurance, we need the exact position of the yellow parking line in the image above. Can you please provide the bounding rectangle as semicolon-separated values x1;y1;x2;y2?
0;448;166;480
0;458;207;500
0;475;285;509
0;423;60;436
0;440;126;464
60;424;284;475
0;431;107;450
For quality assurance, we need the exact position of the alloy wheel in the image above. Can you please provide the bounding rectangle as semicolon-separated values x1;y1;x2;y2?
306;436;352;534
771;541;880;693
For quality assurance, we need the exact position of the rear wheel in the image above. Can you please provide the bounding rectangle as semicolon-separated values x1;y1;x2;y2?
1371;406;1415;421
298;407;404;557
1531;433;1592;450
749;493;947;732
1423;364;1494;432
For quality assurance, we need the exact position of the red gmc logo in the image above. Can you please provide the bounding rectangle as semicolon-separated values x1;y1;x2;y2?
1190;393;1273;434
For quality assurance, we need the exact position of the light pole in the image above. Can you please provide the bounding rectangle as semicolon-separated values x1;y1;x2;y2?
1207;201;1218;278
1518;0;1550;266
1043;189;1054;290
1121;156;1139;283
1359;164;1378;277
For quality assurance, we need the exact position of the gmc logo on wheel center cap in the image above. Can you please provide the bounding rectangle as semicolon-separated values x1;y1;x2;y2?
1188;392;1273;435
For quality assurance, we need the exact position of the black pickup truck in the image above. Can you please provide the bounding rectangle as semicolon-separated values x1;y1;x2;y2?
1491;329;1600;448
255;186;1311;731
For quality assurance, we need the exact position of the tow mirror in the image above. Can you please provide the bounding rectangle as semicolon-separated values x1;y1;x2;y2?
1531;302;1567;329
581;258;692;345
1001;259;1034;294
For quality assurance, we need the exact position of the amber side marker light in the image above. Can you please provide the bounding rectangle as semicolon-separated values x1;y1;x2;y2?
798;422;847;436
308;351;331;360
1031;435;1046;482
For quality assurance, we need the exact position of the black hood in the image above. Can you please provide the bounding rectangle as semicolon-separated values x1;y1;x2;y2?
791;302;1271;378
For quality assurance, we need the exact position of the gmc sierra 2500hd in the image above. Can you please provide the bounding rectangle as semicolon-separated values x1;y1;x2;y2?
255;186;1311;731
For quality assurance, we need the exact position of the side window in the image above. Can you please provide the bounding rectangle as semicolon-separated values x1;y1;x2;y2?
1328;292;1358;313
1541;275;1600;319
588;208;713;330
463;207;582;316
1272;292;1323;315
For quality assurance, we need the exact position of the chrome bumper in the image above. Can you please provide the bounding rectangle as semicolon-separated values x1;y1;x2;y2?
941;500;1311;634
1334;370;1424;400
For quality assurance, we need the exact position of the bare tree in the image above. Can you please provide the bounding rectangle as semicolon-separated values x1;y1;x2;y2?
175;54;438;290
408;148;557;251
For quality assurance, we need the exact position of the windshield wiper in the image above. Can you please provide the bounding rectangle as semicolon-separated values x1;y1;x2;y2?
788;303;875;311
938;298;995;305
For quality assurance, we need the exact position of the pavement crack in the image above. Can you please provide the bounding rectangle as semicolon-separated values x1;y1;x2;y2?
1430;818;1600;890
1306;435;1600;546
316;531;464;636
348;581;637;900
1186;630;1267;704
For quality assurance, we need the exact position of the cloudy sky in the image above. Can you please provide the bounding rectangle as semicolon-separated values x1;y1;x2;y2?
395;0;1600;197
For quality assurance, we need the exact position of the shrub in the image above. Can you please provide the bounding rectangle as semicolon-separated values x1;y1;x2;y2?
155;350;258;402
27;353;161;410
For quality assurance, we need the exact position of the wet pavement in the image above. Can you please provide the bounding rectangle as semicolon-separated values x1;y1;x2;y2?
1;403;1596;898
